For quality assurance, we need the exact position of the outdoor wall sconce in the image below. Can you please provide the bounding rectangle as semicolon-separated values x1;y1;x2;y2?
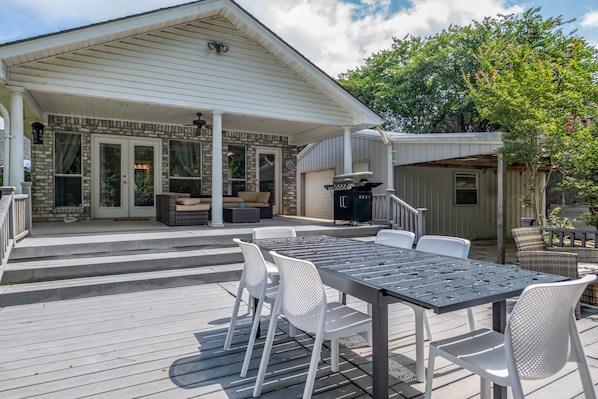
208;41;229;54
32;122;44;144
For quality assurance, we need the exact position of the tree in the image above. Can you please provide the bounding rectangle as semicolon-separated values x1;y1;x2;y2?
466;9;598;225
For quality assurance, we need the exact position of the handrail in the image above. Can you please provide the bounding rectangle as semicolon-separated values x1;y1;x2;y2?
0;184;32;281
539;226;597;248
372;189;427;241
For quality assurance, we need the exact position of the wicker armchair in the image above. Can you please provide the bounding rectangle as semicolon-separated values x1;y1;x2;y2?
517;250;581;319
512;226;598;309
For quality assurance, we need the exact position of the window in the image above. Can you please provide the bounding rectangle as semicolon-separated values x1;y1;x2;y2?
227;144;246;195
169;140;201;197
54;132;82;207
455;172;478;205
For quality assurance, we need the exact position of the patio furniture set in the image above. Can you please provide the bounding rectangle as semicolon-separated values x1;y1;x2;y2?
222;228;597;399
155;191;272;226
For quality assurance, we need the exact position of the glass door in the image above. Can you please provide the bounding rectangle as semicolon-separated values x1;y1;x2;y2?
92;136;161;219
256;147;281;215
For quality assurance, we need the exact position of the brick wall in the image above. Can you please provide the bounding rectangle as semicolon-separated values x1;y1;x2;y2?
31;115;297;221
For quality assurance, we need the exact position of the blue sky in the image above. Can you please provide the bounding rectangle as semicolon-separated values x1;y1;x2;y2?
1;0;597;129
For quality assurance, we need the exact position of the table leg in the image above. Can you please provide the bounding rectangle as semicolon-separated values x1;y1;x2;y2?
492;300;508;399
371;300;389;399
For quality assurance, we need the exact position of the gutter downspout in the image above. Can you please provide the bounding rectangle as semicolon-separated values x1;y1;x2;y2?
376;127;394;190
0;103;10;185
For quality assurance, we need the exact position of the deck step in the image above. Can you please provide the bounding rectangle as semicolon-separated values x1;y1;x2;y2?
0;222;384;307
2;246;242;284
0;263;244;307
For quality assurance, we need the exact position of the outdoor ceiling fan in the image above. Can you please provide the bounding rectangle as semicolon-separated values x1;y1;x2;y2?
192;113;208;129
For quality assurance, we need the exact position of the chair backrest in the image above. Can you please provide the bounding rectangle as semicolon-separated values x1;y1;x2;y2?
374;229;415;249
517;251;579;279
233;238;269;299
415;235;471;259
252;227;297;240
511;227;547;251
505;274;596;380
270;251;326;334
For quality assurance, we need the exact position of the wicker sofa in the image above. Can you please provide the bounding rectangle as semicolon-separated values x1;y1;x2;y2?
156;193;210;226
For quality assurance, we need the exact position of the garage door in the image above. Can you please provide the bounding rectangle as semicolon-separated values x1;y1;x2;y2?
305;169;334;219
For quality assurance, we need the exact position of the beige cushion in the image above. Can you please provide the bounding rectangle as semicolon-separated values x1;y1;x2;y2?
162;192;190;199
176;198;201;205
257;192;271;203
176;204;210;212
238;191;259;202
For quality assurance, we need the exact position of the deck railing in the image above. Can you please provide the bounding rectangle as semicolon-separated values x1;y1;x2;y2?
0;183;32;278
372;189;427;241
539;226;596;248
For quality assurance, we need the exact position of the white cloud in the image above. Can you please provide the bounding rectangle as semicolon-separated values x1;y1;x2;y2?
580;11;598;28
2;0;522;76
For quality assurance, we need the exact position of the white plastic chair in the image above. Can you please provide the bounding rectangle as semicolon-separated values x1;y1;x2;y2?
252;251;371;399
406;234;472;382
223;238;279;380
425;274;597;399
252;226;296;240
374;229;415;249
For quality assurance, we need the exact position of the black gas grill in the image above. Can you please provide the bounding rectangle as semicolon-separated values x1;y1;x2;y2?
325;172;382;225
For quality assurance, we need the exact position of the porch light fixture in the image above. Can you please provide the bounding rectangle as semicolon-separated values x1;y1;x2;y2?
208;41;229;54
32;122;44;144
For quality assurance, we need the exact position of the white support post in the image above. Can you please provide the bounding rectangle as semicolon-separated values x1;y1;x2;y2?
211;110;224;227
343;126;352;174
8;86;25;193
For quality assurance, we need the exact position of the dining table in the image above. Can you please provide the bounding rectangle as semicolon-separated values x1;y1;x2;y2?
254;235;566;399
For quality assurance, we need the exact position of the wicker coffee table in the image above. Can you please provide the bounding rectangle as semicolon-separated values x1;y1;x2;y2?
223;207;260;223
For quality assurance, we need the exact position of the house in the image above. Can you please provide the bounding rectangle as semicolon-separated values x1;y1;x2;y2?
0;0;382;226
297;129;537;240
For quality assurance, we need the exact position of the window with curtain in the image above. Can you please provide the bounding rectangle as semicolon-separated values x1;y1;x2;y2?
169;140;201;197
54;132;82;207
454;172;478;205
227;144;246;195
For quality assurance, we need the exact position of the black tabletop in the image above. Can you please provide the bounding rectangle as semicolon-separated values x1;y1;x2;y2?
255;235;567;313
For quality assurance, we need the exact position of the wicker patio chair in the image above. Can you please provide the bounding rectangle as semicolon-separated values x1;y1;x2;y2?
517;250;581;319
513;227;598;308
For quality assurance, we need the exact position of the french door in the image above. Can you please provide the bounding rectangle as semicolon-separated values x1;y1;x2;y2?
256;147;281;215
92;136;161;219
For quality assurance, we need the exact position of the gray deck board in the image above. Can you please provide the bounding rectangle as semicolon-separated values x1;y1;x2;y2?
1;282;597;398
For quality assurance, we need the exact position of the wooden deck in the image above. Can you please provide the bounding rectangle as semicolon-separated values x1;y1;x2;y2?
1;281;597;398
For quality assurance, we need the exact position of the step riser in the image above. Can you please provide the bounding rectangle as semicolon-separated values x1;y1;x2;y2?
0;269;242;307
3;251;244;284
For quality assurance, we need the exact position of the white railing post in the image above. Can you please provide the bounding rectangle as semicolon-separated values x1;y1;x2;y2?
21;182;32;235
386;189;394;226
1;187;16;241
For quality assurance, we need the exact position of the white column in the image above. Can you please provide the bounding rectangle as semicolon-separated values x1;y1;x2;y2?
211;110;224;227
0;102;11;187
8;86;25;193
343;126;352;174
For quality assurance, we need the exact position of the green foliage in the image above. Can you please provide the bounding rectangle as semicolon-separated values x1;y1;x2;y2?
465;8;598;224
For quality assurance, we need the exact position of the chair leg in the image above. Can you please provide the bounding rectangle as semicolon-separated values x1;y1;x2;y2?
224;275;245;350
467;308;476;331
331;337;339;372
253;295;282;397
241;297;265;378
480;377;491;399
568;317;597;399
303;332;325;399
423;347;436;399
423;310;433;341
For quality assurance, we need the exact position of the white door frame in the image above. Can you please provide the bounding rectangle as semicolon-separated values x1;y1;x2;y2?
256;146;282;216
91;135;162;219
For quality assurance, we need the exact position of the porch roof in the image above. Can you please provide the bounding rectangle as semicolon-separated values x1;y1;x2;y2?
0;0;382;145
